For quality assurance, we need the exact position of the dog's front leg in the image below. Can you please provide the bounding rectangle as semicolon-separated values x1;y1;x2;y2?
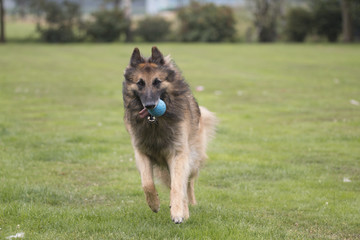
135;150;160;213
168;151;190;224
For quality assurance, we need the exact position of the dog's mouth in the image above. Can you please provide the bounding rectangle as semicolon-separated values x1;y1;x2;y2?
138;97;164;119
138;99;159;119
138;93;166;119
139;108;149;119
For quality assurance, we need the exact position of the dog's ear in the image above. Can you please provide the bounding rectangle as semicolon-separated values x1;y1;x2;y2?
130;48;145;67
150;46;165;65
166;69;175;82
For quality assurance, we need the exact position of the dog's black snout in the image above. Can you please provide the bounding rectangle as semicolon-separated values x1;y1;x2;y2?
145;104;156;109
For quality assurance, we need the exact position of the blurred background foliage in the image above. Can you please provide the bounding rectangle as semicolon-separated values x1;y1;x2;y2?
177;2;235;42
85;10;129;42
0;0;360;43
136;15;171;42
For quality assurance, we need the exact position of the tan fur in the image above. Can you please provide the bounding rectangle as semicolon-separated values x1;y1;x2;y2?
123;47;217;224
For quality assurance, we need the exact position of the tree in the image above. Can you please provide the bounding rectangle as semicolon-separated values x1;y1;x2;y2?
37;1;82;42
177;2;236;42
247;0;284;42
14;0;48;25
0;0;5;43
312;0;342;42
13;0;28;18
101;0;132;42
352;1;360;41
103;0;122;11
285;7;313;42
113;0;121;11
123;0;132;42
85;10;129;42
341;0;352;42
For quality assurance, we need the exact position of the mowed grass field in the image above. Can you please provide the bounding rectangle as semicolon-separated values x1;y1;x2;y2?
0;43;359;239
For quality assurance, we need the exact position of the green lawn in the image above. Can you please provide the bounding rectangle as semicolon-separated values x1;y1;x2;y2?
5;19;40;42
0;43;359;239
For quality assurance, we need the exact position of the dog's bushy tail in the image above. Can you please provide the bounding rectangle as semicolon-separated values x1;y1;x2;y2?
199;106;218;154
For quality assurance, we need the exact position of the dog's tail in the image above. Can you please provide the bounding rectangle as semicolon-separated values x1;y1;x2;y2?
199;106;218;155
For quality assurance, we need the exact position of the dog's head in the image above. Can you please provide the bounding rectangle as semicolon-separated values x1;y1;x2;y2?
123;47;176;110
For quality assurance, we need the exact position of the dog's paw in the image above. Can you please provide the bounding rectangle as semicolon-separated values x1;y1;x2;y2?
172;216;184;224
146;193;160;213
151;206;160;213
170;203;186;223
148;200;160;213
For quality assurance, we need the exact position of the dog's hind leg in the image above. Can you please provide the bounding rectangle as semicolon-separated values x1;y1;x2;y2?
135;150;160;213
187;176;197;205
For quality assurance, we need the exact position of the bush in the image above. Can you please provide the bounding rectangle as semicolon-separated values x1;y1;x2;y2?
177;2;236;42
312;0;342;42
86;10;129;42
37;1;82;43
37;24;75;43
136;16;171;42
285;8;313;42
352;1;360;41
248;0;282;42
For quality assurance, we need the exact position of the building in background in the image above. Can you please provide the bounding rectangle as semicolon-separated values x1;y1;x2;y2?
4;0;243;15
133;0;241;15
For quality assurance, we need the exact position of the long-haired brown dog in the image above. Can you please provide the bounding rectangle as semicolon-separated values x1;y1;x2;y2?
122;47;216;224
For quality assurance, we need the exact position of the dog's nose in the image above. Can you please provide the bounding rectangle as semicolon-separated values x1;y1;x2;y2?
145;104;156;109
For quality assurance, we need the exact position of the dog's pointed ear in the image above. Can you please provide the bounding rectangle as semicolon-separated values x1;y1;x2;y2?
150;46;165;65
130;48;145;67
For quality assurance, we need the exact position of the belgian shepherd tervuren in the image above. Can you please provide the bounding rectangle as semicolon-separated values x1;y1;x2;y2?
122;47;216;224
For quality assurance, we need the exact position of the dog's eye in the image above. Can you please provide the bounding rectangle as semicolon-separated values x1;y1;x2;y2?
153;78;161;87
137;79;145;87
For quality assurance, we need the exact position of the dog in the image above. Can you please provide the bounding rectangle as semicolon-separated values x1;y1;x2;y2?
122;46;216;224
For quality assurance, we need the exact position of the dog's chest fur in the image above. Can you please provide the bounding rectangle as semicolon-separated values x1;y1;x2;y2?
125;95;200;165
133;118;182;164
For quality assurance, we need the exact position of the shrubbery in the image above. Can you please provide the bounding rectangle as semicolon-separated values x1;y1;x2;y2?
312;0;342;42
285;8;313;42
136;16;171;42
353;2;360;40
38;25;76;42
17;0;358;43
85;10;129;42
37;1;81;43
177;2;236;42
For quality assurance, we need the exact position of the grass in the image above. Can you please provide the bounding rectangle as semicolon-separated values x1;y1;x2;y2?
5;18;40;42
0;43;359;239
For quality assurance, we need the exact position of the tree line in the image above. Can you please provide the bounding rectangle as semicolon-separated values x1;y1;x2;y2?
0;0;359;43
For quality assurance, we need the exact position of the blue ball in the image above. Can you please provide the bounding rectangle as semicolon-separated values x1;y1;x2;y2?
148;99;166;117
